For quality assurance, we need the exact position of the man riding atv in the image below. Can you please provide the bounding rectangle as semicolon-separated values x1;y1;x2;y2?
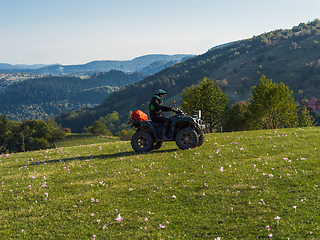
129;89;205;152
149;89;180;139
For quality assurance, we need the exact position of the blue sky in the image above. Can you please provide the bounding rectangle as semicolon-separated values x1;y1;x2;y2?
1;0;319;65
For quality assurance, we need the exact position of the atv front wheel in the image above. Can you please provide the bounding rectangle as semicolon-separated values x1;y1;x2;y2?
176;128;198;150
131;131;154;152
198;133;204;146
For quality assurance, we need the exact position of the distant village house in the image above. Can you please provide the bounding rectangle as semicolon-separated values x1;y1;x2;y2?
307;97;320;113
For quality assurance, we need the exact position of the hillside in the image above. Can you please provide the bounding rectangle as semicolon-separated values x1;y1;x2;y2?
0;70;145;121
56;19;320;132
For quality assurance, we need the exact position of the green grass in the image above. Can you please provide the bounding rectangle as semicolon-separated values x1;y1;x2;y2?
55;134;120;148
1;127;320;239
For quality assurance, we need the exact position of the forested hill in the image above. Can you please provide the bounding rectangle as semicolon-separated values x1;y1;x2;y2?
55;19;320;132
0;70;145;121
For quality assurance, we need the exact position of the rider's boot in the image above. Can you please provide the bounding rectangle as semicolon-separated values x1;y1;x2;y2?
160;122;170;140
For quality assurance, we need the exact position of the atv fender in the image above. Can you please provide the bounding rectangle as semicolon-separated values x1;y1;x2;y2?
131;120;158;139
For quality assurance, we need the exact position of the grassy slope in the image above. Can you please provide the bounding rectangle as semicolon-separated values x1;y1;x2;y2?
55;134;120;148
0;127;319;239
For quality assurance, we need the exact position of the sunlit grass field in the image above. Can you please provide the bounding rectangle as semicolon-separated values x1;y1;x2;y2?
55;134;119;148
0;127;319;239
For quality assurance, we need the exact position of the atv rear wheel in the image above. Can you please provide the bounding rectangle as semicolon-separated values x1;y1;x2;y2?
131;131;154;152
176;128;198;150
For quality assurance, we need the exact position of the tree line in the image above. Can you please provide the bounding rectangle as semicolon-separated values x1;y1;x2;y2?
0;116;66;153
181;76;313;133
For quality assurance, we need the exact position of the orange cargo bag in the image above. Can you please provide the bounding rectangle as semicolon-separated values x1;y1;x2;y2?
132;110;148;121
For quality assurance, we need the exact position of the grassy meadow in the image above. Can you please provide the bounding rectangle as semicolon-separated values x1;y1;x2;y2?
0;127;319;239
54;134;119;148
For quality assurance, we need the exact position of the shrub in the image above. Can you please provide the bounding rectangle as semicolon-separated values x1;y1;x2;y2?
119;129;135;141
86;121;113;136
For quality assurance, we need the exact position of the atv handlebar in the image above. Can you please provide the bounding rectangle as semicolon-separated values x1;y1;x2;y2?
175;108;183;114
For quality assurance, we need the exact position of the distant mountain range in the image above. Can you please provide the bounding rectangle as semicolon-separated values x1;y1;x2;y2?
0;63;49;70
0;54;194;75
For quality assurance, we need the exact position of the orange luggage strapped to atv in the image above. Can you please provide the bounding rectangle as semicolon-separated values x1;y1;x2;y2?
132;110;148;121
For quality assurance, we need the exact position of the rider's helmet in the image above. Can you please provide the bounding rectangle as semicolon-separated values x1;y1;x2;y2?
154;89;167;96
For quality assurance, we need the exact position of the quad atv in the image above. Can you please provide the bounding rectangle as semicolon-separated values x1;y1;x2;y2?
129;109;205;152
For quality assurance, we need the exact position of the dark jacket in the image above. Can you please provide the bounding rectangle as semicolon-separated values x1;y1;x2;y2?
149;95;173;120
